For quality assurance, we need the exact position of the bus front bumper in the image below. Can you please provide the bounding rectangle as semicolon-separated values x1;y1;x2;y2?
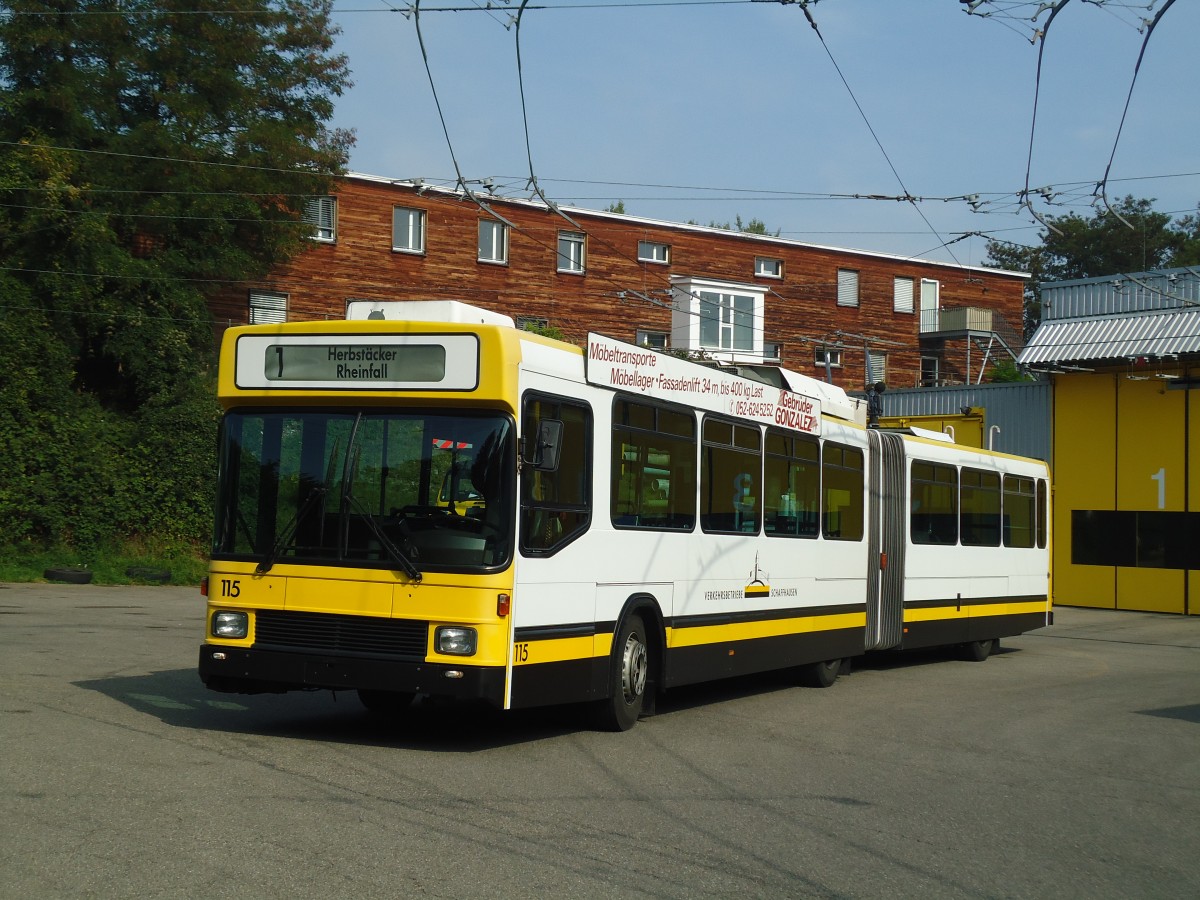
198;644;506;706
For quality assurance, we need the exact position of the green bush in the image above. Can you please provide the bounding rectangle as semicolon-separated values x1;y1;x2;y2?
0;295;219;566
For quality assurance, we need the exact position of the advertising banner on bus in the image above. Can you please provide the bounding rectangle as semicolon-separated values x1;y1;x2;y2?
585;333;821;434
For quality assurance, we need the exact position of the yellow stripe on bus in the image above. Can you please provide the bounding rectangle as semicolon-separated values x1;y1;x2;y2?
904;599;1049;623
667;611;866;649
512;611;868;665
904;606;969;623
970;599;1050;618
511;635;599;666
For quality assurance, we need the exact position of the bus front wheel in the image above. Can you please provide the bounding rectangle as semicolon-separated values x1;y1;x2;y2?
594;613;649;732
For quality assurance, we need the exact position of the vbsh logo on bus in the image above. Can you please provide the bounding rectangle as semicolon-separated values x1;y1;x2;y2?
585;334;820;434
702;554;799;604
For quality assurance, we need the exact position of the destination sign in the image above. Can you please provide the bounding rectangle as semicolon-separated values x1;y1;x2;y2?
234;333;479;391
264;344;445;382
585;333;821;434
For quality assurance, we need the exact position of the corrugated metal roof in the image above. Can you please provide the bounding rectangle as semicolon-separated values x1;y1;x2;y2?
1019;307;1200;367
873;382;1051;462
1041;268;1200;321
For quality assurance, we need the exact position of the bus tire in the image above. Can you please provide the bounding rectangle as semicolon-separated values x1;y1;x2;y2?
594;613;649;732
357;689;415;714
961;639;995;662
799;658;841;688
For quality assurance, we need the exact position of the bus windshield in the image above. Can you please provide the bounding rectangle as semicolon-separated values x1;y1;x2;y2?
212;409;515;573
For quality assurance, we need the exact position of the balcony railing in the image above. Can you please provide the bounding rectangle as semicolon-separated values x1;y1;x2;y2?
920;305;1024;357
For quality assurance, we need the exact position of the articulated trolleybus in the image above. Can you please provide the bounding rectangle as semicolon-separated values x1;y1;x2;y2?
200;300;1050;730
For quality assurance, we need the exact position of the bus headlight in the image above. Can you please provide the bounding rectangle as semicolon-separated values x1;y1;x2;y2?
435;626;477;656
212;611;249;639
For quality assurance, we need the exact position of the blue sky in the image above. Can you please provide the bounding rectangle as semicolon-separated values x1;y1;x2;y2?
326;0;1198;267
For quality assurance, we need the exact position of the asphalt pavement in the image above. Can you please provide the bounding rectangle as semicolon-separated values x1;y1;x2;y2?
1;582;1198;899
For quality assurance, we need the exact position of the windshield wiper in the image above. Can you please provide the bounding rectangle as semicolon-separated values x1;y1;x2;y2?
343;493;423;582
338;414;422;582
256;484;327;574
256;435;342;574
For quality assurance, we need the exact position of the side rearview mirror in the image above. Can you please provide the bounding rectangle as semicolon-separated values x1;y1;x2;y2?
522;419;563;472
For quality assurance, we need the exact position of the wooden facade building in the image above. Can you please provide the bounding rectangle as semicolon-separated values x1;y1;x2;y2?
209;174;1028;391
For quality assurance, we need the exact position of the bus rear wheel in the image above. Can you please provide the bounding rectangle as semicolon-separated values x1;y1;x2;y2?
799;658;841;688
961;639;996;662
594;613;649;732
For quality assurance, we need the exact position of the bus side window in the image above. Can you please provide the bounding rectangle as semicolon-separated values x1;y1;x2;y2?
1036;478;1048;549
610;398;696;531
1002;474;1037;548
911;460;958;545
764;429;819;538
700;417;762;534
961;467;1001;546
822;442;864;541
520;394;592;555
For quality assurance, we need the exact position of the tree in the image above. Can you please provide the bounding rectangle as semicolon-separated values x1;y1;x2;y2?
985;197;1200;339
0;0;353;552
685;215;782;237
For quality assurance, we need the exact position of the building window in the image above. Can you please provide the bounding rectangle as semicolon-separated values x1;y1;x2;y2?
699;290;755;352
763;341;782;362
557;231;585;273
816;347;843;369
303;197;336;243
670;276;764;360
478;219;508;264
515;316;549;332
755;257;783;279
894;276;914;313
393;206;426;254
249;291;287;324
636;329;668;350
867;350;887;384
837;269;859;307
638;241;670;264
920;356;939;387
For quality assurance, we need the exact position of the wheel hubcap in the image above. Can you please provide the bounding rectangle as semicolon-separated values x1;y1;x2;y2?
621;632;648;704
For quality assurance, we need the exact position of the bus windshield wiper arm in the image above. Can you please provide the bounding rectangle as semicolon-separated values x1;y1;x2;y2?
257;484;326;574
343;494;423;582
337;415;421;582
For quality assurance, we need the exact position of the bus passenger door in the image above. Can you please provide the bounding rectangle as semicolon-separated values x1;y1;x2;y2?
509;392;597;710
866;431;906;651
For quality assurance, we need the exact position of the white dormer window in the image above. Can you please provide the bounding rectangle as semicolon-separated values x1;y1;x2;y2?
699;291;754;351
669;276;765;363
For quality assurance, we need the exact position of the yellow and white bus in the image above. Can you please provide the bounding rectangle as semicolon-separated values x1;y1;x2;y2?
199;301;1050;730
